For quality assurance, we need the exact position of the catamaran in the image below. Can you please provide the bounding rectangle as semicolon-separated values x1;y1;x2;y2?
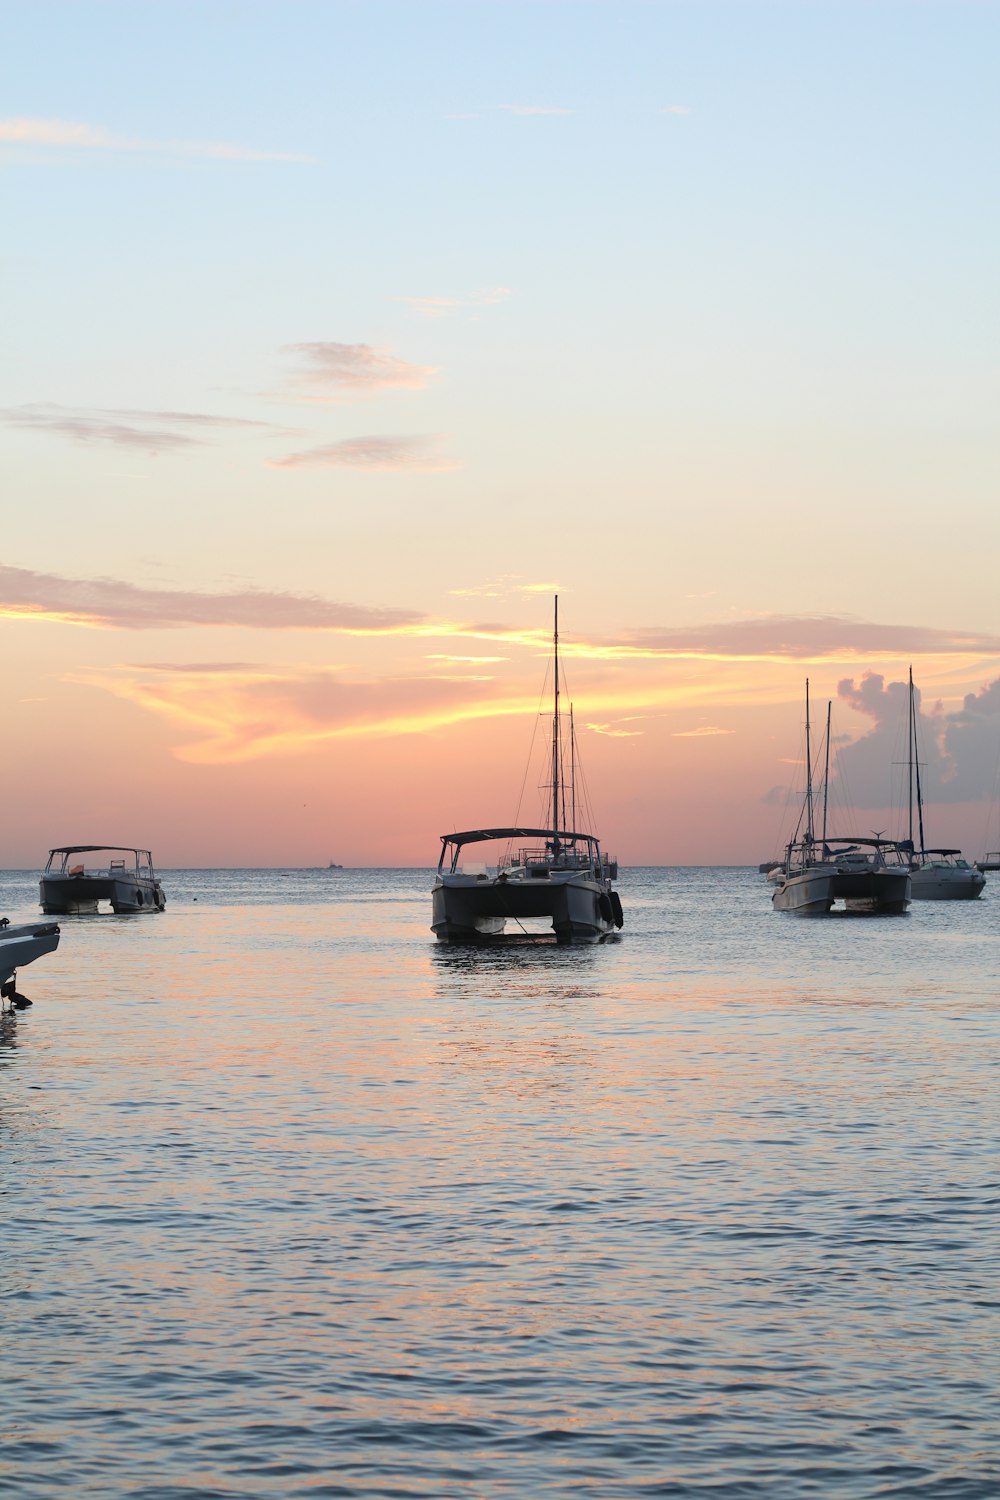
771;682;911;914
431;598;623;944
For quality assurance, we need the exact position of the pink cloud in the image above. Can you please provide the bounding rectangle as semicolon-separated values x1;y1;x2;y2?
270;434;458;471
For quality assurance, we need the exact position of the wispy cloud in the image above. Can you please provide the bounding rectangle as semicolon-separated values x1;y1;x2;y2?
269;434;459;472
672;725;735;738
586;721;645;738
426;654;510;663
0;564;425;633
284;341;436;399
0;116;310;161
1;403;279;455
448;576;561;600
80;663;529;764
606;615;1000;663
395;286;512;320
661;105;691;116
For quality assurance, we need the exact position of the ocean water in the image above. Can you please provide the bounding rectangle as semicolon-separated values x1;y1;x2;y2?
2;866;998;1498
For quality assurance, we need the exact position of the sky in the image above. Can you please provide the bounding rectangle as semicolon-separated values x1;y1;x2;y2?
2;0;999;867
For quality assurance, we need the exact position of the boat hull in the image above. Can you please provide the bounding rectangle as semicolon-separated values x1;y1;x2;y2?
0;920;61;987
772;870;836;914
773;864;911;913
909;868;985;901
432;873;616;944
40;874;165;915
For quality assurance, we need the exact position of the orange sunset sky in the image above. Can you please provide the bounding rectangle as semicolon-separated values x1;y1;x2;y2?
3;2;999;867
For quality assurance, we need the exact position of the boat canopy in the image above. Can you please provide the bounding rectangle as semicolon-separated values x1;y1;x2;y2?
439;827;600;850
46;844;152;856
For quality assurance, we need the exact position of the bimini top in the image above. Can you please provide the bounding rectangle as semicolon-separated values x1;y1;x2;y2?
439;827;600;850
47;845;152;857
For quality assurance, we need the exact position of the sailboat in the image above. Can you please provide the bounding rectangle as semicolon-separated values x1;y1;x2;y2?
892;667;985;900
431;597;623;944
771;682;911;914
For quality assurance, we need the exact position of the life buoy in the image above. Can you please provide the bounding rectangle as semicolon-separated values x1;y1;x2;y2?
598;892;613;923
610;891;624;929
155;887;165;910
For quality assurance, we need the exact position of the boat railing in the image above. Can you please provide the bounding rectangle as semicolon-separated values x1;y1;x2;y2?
510;846;598;874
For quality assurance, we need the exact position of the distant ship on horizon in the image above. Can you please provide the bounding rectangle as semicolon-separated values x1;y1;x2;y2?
327;860;344;870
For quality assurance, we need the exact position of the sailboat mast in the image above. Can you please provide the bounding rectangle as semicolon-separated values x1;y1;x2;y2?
552;595;561;849
822;700;831;847
911;666;926;852
805;678;814;844
908;666;915;848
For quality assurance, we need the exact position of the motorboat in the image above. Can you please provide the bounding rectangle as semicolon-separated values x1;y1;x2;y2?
40;846;166;915
771;684;910;914
889;668;985;900
893;848;985;900
431;598;623;944
1;917;60;1008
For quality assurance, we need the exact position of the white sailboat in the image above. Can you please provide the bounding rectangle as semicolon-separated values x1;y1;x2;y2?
891;667;985;901
431;598;623;944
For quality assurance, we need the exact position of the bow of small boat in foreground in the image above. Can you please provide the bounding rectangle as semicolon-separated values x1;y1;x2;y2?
0;917;61;1008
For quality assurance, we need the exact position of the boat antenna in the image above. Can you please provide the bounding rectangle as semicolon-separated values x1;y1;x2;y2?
822;700;831;847
551;594;561;854
804;678;814;848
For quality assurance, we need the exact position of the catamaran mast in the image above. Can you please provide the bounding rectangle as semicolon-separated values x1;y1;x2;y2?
908;666;915;848
822;700;831;848
805;678;814;846
552;595;561;852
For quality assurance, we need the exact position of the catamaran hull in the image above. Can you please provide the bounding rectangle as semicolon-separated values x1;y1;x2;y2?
772;871;836;914
909;869;985;901
432;875;616;944
40;874;165;915
832;869;911;912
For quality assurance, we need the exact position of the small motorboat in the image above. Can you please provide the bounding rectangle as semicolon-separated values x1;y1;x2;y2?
0;917;61;1008
40;846;166;915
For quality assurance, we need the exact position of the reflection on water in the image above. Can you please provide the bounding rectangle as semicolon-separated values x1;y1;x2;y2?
1;867;998;1497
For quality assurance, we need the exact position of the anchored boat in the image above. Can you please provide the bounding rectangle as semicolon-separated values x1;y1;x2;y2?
771;683;911;914
889;668;985;900
431;599;623;944
0;917;60;1009
40;846;166;915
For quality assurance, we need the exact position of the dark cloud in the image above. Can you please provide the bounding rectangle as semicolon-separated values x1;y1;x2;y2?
0;564;425;632
834;671;1000;809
